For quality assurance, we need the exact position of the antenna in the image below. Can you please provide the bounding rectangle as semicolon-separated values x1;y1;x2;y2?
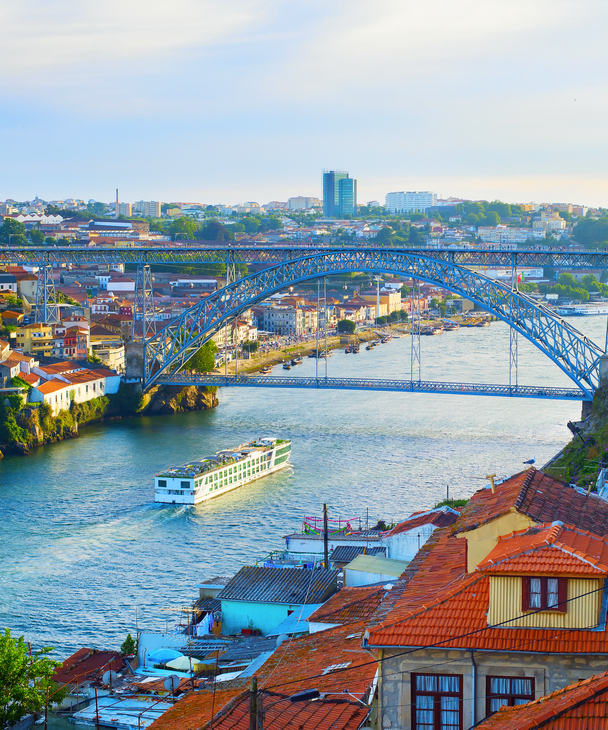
102;670;118;689
163;675;181;694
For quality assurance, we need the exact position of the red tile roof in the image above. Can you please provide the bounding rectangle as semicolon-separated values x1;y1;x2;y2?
455;468;608;539
475;671;608;729
308;586;386;625
151;623;376;730
386;506;459;536
366;524;608;654
36;379;71;395
479;523;608;575
53;648;124;684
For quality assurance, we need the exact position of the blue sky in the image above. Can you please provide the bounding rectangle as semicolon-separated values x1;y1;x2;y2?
2;0;608;206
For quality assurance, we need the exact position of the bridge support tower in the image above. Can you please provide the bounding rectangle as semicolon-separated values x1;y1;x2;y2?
33;264;59;325
134;264;156;340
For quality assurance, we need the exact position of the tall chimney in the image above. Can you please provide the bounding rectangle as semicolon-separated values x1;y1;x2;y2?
116;188;119;218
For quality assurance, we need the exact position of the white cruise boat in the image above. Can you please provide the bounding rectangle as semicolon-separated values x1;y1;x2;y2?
154;437;291;505
554;304;608;316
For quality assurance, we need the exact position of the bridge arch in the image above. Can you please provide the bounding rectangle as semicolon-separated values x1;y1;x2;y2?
143;250;604;395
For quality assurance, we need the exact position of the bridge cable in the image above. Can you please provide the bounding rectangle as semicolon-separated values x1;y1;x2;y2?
410;277;421;382
316;279;320;380
324;276;328;379
509;265;519;390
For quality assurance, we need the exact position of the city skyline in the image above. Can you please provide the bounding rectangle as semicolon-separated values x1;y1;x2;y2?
2;1;608;205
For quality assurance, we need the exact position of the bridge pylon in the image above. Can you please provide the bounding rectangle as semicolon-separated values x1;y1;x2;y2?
33;264;59;325
133;264;156;340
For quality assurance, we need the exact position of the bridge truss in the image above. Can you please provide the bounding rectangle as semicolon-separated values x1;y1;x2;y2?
3;244;608;269
143;250;605;398
158;373;587;401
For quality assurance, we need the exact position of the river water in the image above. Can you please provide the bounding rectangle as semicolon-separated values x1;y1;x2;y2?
1;317;606;657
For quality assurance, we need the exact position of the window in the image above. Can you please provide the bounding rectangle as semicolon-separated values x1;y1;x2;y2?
157;480;167;488
412;673;462;730
486;676;534;715
180;481;190;489
522;577;567;612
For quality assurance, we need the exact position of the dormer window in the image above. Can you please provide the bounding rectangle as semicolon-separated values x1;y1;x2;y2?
522;577;567;612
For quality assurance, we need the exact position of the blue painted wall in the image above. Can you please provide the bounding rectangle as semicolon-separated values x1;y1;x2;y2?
221;600;304;636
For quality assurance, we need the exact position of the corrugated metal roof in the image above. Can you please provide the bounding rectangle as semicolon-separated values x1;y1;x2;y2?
330;545;386;564
216;566;338;605
344;554;410;578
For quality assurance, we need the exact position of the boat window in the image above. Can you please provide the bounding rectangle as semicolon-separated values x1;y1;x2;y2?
180;481;190;489
158;480;167;488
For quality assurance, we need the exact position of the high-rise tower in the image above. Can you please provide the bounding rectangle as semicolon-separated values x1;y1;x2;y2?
322;170;357;217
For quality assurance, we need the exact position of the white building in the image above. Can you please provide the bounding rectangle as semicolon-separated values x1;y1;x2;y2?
29;366;121;415
385;191;437;214
477;226;546;243
133;201;162;217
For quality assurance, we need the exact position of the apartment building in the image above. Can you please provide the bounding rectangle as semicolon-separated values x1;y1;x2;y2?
385;191;437;214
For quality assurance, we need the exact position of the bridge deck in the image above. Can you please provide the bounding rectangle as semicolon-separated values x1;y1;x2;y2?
157;374;589;400
2;245;608;268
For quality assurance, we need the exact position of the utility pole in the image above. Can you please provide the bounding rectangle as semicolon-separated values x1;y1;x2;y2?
249;676;258;730
323;503;329;569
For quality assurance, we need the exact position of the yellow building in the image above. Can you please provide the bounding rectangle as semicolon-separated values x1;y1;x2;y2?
15;323;53;357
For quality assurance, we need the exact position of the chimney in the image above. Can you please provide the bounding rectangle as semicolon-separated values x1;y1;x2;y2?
116;188;119;218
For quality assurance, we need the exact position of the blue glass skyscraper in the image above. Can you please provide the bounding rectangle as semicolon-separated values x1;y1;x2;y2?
323;170;357;217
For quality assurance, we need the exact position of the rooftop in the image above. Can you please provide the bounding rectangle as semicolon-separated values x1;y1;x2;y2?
53;647;124;685
475;670;608;729
386;506;460;536
455;468;608;539
478;522;608;575
216;566;338;605
308;585;387;625
344;554;410;578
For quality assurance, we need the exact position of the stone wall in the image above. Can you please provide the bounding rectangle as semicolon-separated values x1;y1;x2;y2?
377;646;608;729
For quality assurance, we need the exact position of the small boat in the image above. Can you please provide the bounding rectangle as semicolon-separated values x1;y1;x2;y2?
476;320;490;327
345;346;352;353
260;366;272;374
352;345;360;353
443;321;460;331
308;352;317;358
381;335;392;343
291;356;303;365
366;344;373;351
283;362;292;370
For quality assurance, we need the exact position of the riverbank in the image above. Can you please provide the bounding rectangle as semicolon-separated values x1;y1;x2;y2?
0;383;218;458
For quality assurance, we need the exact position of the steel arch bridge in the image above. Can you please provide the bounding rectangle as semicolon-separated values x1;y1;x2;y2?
142;249;605;399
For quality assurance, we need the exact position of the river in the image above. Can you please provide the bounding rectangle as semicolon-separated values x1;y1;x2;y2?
1;316;606;657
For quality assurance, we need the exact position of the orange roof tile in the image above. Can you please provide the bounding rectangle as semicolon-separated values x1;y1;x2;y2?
475;671;608;729
365;529;608;654
308;586;386;625
54;648;124;684
37;361;81;375
36;380;70;395
386;506;459;536
479;523;608;575
455;468;608;540
151;623;376;730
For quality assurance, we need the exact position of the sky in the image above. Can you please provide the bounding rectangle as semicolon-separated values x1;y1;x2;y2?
2;0;608;207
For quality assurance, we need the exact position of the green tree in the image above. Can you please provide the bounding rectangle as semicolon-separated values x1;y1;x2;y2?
243;217;261;234
558;273;579;288
120;634;136;656
168;216;197;241
29;229;45;245
375;316;387;325
183;341;218;373
242;340;260;353
0;218;26;245
0;629;68;729
199;220;235;242
337;319;356;334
